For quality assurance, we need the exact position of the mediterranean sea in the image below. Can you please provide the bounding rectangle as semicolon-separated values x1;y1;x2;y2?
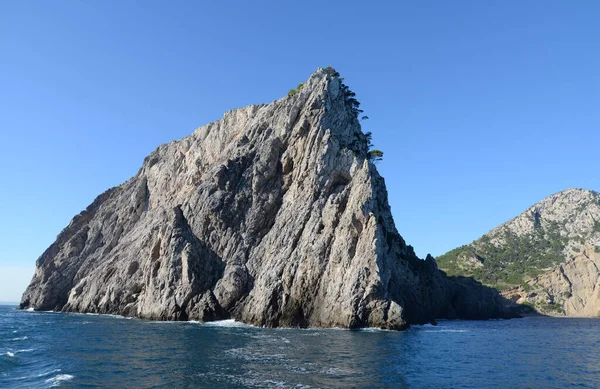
1;305;599;388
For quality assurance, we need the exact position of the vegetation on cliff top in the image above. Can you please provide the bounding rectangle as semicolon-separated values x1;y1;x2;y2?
290;67;384;163
287;83;304;96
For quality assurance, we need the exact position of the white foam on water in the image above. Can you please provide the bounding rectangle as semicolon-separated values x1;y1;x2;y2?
12;330;17;333
14;369;62;381
105;314;127;319
45;374;74;387
263;379;287;388
357;327;393;333
224;348;286;362
248;333;292;345
36;369;62;378
286;365;308;373
16;349;35;353
203;319;253;328
25;307;34;312
195;372;262;387
421;329;468;333
5;351;15;357
321;367;353;375
73;311;131;320
11;336;28;341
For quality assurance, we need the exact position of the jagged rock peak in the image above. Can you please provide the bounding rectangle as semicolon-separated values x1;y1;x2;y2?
21;67;515;329
488;188;600;239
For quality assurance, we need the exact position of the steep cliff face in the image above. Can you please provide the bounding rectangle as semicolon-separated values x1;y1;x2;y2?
21;68;515;329
437;188;600;316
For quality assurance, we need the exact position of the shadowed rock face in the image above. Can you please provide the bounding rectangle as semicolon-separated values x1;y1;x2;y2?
20;68;516;329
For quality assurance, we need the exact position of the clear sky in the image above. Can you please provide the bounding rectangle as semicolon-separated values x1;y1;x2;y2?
1;1;599;302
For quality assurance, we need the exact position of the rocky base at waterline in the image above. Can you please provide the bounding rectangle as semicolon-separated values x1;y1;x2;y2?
20;68;519;329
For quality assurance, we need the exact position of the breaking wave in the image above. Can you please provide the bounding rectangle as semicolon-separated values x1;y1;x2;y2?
45;374;74;387
203;319;253;328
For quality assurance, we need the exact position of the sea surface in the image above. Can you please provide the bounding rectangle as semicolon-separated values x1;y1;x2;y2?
1;305;599;388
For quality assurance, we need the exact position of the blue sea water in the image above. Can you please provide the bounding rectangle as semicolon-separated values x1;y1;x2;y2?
1;305;599;388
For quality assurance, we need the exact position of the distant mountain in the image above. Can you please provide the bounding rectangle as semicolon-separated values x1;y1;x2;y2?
437;188;600;316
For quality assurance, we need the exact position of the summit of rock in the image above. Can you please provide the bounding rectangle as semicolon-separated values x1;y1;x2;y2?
487;188;599;239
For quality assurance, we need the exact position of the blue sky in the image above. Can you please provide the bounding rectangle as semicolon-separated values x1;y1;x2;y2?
1;1;599;302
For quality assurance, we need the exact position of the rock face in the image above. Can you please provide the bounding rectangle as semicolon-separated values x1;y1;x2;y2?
437;188;600;316
21;68;516;329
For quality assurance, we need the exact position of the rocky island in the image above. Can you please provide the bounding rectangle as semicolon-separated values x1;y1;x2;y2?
437;188;600;316
20;68;517;329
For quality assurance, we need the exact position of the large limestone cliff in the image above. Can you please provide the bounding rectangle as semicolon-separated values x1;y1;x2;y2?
437;188;600;316
21;68;514;329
